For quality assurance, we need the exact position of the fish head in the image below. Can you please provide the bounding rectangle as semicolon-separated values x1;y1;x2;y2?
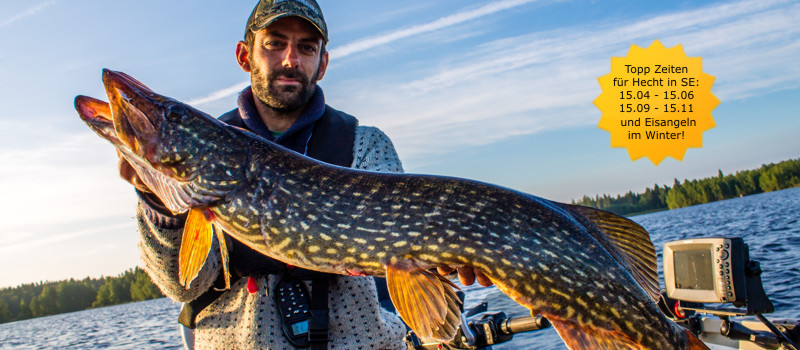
76;69;249;213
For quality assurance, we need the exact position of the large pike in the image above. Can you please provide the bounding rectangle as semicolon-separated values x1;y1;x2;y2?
76;69;707;349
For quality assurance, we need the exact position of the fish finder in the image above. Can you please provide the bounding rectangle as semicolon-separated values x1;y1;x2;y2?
660;237;800;350
663;236;773;315
664;237;747;304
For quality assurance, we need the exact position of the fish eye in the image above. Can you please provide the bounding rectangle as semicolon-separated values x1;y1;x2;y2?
166;104;185;121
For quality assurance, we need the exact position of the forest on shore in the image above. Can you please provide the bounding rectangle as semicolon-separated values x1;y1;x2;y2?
0;267;163;324
572;157;800;215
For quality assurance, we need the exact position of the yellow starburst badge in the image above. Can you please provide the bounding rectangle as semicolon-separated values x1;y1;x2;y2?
594;40;719;165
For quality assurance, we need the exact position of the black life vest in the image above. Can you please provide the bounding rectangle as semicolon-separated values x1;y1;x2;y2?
179;105;368;350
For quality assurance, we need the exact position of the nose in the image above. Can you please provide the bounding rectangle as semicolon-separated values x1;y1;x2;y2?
282;46;300;68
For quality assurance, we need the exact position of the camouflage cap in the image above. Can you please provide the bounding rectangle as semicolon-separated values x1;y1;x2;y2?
246;0;328;43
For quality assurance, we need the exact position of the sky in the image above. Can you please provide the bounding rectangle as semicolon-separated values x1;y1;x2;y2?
0;0;798;288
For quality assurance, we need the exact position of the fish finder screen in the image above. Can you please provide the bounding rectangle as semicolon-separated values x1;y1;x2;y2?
673;249;713;290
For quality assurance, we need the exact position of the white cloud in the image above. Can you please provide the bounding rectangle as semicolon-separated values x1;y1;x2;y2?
179;0;799;166
0;126;137;235
0;222;133;255
325;0;800;165
0;0;59;28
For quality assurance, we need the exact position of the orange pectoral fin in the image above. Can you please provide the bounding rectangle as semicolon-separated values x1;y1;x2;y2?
178;208;215;289
386;264;462;342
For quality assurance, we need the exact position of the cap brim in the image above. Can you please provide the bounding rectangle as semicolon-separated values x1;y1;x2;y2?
249;13;328;43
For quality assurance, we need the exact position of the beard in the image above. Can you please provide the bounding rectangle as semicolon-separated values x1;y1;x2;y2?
251;64;318;114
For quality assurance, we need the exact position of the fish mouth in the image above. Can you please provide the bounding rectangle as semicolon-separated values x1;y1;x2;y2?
74;95;121;145
102;68;163;161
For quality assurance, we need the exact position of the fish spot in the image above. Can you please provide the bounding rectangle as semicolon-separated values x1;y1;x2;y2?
550;288;570;300
231;221;250;232
419;254;438;262
537;263;550;271
274;238;292;251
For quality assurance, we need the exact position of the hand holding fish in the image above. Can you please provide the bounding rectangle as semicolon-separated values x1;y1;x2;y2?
438;266;493;287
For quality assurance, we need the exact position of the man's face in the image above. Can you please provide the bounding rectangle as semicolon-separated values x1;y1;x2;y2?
246;17;328;114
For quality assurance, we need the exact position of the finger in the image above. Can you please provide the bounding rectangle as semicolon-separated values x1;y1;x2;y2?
118;157;137;184
457;267;476;286
118;157;152;193
131;174;152;193
475;269;493;287
437;266;455;276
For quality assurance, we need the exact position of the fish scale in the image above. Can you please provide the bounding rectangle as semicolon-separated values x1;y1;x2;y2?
75;69;708;349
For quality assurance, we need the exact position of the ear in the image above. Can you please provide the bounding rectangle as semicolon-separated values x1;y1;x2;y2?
315;51;329;81
236;41;251;72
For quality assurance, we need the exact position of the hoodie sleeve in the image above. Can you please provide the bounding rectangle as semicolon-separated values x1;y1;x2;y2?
352;126;404;173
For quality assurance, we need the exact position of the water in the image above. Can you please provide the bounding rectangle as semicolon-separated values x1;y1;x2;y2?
2;188;798;349
0;298;182;350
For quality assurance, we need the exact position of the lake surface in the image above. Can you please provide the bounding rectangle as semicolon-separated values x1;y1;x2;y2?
2;187;798;349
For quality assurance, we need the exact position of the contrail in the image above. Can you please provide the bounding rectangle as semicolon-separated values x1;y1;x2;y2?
329;0;539;59
0;0;59;28
186;81;250;106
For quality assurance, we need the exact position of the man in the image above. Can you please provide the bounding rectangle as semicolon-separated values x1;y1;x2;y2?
120;1;489;349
